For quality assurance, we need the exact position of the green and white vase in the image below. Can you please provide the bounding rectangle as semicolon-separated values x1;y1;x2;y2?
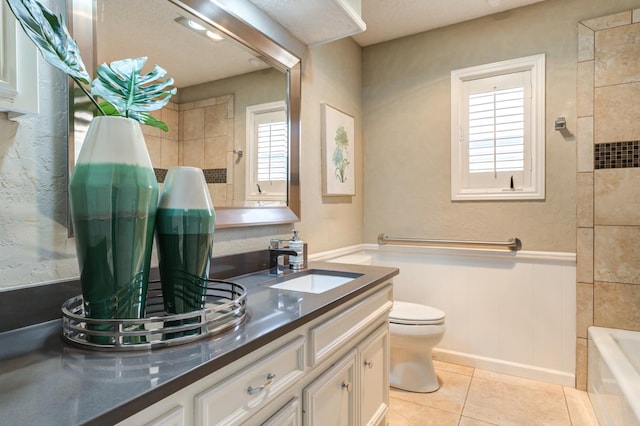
69;116;159;341
156;166;215;319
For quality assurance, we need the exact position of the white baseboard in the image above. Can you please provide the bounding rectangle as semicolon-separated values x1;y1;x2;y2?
309;244;365;261
433;348;576;387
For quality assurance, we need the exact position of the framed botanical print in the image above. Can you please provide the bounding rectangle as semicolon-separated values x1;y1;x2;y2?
322;103;355;196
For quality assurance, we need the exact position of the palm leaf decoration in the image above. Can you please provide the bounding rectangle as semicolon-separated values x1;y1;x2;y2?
92;57;177;131
99;101;170;132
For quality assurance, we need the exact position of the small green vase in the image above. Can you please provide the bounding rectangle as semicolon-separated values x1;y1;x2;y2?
156;167;215;338
69;116;158;344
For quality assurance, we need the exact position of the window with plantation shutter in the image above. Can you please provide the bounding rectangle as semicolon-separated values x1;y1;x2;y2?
451;54;545;200
246;101;288;201
257;119;287;182
468;86;524;174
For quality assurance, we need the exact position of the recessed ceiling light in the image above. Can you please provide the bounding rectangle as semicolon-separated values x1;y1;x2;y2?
187;20;206;31
175;16;224;42
206;30;224;41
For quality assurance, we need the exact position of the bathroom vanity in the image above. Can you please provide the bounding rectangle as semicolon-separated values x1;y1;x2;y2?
0;262;397;425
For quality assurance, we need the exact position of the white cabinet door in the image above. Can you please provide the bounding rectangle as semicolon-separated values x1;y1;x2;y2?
261;398;301;426
359;325;389;426
303;351;357;426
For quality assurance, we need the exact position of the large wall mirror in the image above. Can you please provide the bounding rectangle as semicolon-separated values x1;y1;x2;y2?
68;0;301;228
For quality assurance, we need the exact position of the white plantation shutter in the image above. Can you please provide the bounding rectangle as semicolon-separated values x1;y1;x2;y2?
451;54;545;200
463;71;530;190
257;120;287;182
468;87;525;174
246;102;288;201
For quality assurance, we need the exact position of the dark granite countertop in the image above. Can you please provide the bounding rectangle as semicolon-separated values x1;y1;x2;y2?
0;261;398;426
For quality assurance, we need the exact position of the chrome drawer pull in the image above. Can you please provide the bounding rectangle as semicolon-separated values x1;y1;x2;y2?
247;373;276;395
341;381;352;392
363;360;373;369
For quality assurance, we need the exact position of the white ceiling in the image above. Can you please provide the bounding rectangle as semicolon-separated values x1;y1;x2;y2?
353;0;545;46
248;0;366;46
248;0;546;47
96;0;270;88
95;0;546;89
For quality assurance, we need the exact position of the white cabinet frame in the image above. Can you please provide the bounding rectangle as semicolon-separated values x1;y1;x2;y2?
0;2;39;116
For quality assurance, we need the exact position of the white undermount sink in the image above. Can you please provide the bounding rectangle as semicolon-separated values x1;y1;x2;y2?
269;271;361;294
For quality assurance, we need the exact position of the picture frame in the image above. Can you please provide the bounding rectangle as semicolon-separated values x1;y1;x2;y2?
322;103;355;196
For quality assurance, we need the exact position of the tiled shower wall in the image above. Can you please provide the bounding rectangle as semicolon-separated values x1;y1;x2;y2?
141;95;235;206
576;9;640;390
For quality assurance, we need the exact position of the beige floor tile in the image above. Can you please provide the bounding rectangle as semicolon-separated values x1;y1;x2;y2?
459;416;499;426
433;360;474;376
462;377;571;426
389;397;460;426
473;368;564;397
563;387;599;426
390;362;598;426
390;369;472;415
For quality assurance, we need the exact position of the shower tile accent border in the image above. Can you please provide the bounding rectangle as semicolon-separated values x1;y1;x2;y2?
203;168;227;184
594;141;640;169
154;168;167;183
154;168;227;184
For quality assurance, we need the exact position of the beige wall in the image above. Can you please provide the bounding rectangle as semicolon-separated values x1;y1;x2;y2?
143;69;286;208
155;38;365;255
203;37;364;256
361;0;640;253
0;31;363;289
575;9;640;390
8;0;639;297
178;69;286;205
144;96;235;207
286;37;364;253
0;0;76;289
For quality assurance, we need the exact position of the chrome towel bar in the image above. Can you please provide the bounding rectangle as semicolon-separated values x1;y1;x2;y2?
377;233;522;251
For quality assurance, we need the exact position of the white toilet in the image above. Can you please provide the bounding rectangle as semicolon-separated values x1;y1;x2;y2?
389;301;446;392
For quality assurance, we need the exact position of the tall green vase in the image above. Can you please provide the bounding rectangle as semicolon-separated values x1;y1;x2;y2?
69;116;158;343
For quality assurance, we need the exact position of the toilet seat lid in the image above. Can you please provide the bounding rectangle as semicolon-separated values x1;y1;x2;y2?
390;301;445;325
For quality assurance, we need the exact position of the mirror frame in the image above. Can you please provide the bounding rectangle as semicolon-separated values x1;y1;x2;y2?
67;0;301;229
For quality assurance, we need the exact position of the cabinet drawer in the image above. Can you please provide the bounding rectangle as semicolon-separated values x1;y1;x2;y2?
309;285;392;366
195;336;305;426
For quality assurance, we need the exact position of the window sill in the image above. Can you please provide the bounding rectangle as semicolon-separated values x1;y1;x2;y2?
452;188;545;201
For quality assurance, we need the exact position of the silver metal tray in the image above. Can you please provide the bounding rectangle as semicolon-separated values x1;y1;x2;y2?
61;279;247;351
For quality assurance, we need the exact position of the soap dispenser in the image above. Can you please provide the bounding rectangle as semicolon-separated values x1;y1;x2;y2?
288;228;305;271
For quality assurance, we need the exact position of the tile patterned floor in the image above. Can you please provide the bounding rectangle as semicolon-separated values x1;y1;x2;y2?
388;360;599;426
